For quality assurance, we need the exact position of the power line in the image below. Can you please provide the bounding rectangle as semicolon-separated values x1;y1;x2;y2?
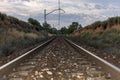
44;0;65;28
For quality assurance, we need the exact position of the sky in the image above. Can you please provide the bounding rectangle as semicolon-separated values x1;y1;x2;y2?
0;0;120;29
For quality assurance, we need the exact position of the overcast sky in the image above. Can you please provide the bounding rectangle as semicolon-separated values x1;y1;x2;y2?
0;0;120;29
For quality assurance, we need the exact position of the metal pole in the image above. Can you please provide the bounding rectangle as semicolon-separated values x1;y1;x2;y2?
58;0;60;27
44;9;47;24
118;16;119;25
43;0;65;27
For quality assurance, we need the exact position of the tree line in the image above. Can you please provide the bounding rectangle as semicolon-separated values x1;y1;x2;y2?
60;22;82;34
28;18;57;34
28;18;82;35
28;16;120;35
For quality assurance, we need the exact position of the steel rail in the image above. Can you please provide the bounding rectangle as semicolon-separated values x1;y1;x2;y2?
0;37;54;76
66;39;120;80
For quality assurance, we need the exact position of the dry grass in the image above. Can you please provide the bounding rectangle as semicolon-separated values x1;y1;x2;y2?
25;33;39;39
8;28;25;39
8;28;40;39
70;29;120;55
111;24;120;30
0;28;45;57
0;12;47;57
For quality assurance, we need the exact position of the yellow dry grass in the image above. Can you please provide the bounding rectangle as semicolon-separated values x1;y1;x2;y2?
112;24;120;30
8;28;24;39
25;33;38;39
73;24;120;36
7;28;39;39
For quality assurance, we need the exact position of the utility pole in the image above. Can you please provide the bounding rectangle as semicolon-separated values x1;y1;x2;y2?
44;0;65;27
44;9;47;24
58;0;60;26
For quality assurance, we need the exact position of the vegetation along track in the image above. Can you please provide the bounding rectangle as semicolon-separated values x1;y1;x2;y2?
0;37;120;80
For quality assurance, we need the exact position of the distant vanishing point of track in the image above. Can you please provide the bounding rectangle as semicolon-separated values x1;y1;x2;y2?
0;37;120;80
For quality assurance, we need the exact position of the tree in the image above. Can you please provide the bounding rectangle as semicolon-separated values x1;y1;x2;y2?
43;22;57;34
68;22;79;34
49;28;57;34
0;12;6;20
28;18;41;26
60;27;68;34
28;18;43;31
43;22;51;30
60;22;80;35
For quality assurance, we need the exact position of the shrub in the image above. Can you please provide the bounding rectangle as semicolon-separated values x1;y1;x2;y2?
0;13;7;20
0;28;45;57
70;29;120;55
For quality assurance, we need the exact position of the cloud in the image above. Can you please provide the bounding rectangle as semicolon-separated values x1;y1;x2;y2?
0;0;120;29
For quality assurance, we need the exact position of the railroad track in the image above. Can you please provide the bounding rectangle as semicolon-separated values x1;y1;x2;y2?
0;37;119;80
